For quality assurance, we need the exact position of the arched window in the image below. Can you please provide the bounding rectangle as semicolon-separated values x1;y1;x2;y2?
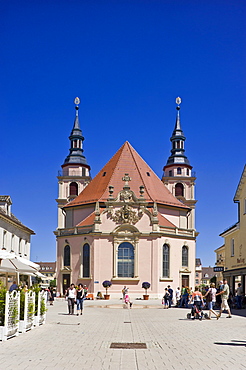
64;245;70;267
182;246;188;267
163;244;170;278
231;239;234;257
82;167;86;176
175;183;184;197
177;167;182;175
70;182;78;196
118;242;134;278
83;243;90;277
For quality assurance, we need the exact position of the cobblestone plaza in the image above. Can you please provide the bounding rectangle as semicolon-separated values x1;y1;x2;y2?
0;299;245;370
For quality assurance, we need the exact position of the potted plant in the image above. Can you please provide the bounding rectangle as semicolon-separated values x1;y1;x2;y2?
142;282;150;300
102;280;112;300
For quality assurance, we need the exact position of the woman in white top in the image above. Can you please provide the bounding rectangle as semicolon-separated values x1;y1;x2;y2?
66;283;76;315
204;282;218;319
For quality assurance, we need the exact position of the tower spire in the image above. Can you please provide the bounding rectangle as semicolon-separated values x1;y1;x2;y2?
162;97;197;230
57;97;91;229
63;97;89;166
165;97;190;167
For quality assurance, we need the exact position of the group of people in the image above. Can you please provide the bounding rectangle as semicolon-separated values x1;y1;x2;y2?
189;279;232;320
122;286;133;308
162;279;236;320
162;285;173;308
65;283;87;315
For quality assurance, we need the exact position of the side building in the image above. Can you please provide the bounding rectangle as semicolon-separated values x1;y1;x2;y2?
0;195;35;287
55;98;198;298
220;165;246;294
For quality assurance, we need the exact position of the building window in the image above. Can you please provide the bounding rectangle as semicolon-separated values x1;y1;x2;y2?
175;183;184;197
24;240;28;256
11;234;14;252
169;170;172;177
82;167;86;176
162;244;170;278
182;246;188;267
19;238;22;255
187;168;189;176
64;245;71;267
177;167;181;175
231;239;234;257
2;231;6;249
83;243;90;278
70;182;78;196
118;242;134;278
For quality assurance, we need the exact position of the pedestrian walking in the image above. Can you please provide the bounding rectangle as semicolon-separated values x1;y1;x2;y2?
216;279;232;319
188;286;204;320
236;283;243;309
76;283;85;315
167;285;173;308
162;288;170;309
66;283;76;315
179;286;189;308
175;287;181;306
124;288;132;308
203;283;218;319
122;286;127;300
48;287;54;305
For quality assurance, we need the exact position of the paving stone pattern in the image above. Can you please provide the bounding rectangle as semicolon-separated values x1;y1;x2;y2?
0;299;245;370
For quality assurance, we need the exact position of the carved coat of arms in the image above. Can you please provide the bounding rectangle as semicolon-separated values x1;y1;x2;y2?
109;204;141;225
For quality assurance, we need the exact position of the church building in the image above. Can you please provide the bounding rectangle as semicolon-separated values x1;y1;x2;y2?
55;98;197;298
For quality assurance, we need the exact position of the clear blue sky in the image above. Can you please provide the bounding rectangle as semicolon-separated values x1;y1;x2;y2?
0;1;245;266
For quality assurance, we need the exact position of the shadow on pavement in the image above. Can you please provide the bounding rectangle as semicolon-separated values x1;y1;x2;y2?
214;340;246;347
230;308;246;318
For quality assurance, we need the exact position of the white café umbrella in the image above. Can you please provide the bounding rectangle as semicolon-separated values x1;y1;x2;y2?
0;250;40;274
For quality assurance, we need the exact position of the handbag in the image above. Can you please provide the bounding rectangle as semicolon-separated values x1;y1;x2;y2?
206;290;212;302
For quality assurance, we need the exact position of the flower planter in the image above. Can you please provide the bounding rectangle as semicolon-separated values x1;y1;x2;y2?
0;326;19;341
143;295;149;300
19;320;33;333
104;294;110;300
0;290;20;341
19;290;35;333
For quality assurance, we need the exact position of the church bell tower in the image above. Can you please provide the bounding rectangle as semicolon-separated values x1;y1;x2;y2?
56;97;91;228
162;97;197;229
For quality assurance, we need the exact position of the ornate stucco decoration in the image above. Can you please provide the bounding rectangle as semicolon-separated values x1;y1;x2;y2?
106;173;146;225
109;204;142;225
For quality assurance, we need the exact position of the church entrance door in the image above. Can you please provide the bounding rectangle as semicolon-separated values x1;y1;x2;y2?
182;275;189;287
62;274;70;295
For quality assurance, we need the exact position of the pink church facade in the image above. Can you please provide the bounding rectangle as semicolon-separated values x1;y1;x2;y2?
55;98;197;298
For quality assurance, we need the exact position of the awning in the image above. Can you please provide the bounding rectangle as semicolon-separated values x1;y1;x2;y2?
0;251;40;274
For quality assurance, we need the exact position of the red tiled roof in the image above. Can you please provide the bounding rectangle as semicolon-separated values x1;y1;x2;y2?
76;211;95;227
157;213;176;228
65;142;189;210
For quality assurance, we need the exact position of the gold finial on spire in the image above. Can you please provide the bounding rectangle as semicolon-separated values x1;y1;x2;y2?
74;97;80;106
176;97;181;106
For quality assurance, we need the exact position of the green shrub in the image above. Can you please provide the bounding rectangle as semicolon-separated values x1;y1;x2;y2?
0;282;7;326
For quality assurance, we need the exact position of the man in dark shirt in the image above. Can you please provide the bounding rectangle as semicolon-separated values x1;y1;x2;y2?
167;285;173;308
9;281;18;292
